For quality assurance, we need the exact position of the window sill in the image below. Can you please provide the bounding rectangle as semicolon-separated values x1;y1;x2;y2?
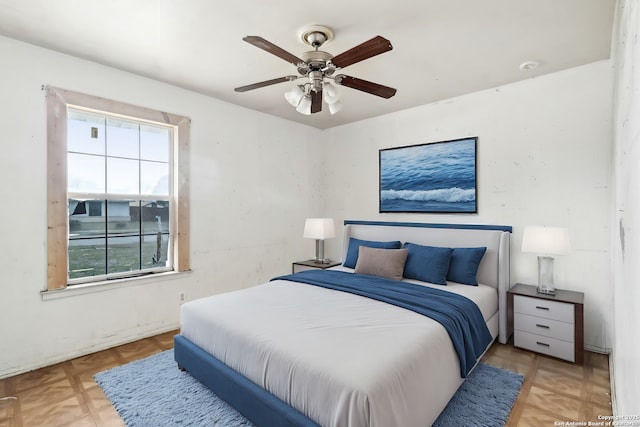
41;270;192;301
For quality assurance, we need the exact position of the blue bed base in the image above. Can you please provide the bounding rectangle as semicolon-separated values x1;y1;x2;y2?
173;334;320;427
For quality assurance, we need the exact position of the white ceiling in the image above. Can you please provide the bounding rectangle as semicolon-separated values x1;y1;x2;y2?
0;0;615;129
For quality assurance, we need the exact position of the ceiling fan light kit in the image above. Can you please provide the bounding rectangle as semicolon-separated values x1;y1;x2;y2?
323;82;340;104
295;96;313;115
328;101;343;115
284;85;305;107
235;25;396;116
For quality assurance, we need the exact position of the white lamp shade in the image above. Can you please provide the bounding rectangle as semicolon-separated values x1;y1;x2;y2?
328;101;343;115
522;225;570;255
284;85;304;107
322;82;340;104
303;218;336;240
296;96;312;115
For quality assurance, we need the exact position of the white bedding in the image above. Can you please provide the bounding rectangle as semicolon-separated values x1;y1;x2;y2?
180;274;497;427
331;265;498;321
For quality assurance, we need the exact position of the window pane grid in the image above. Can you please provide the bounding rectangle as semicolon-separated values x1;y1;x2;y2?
68;199;173;281
67;107;173;284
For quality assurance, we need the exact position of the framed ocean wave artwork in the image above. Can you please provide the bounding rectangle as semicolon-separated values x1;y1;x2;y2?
379;137;478;213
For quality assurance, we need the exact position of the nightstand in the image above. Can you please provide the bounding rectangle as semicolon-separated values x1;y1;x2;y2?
508;283;584;364
292;260;341;273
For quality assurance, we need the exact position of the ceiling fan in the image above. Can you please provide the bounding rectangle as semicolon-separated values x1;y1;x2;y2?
234;25;397;115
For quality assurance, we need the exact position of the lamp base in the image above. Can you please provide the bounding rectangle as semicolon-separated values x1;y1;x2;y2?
536;256;556;295
314;240;331;264
536;287;556;296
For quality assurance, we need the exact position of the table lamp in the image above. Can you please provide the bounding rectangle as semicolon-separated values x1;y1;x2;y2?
303;218;335;263
521;225;571;295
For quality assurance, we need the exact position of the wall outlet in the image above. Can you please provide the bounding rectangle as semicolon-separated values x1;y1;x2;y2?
179;292;185;302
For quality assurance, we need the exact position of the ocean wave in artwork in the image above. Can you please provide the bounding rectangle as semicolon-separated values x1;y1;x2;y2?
381;188;475;203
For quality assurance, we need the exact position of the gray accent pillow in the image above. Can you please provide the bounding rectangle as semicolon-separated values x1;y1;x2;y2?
354;246;409;281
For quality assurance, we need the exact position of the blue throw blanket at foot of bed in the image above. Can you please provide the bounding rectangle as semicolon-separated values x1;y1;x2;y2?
273;270;493;377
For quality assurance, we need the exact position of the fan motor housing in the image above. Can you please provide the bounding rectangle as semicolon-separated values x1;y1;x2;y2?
299;50;334;76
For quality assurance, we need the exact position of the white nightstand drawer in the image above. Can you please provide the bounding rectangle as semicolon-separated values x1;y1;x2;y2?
514;295;574;323
514;330;575;362
514;313;574;342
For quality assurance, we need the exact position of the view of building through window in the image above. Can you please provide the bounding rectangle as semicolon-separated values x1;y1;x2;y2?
67;109;173;282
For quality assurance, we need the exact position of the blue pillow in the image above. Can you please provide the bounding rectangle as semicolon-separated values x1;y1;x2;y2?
402;243;453;285
343;238;402;268
447;247;487;286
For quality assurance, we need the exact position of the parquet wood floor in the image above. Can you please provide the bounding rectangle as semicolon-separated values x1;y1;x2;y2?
0;331;612;426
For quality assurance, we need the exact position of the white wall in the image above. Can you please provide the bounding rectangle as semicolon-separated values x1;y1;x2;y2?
611;0;640;415
0;36;323;378
322;61;613;352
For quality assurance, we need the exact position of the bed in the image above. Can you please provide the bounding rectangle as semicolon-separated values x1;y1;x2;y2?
174;220;512;427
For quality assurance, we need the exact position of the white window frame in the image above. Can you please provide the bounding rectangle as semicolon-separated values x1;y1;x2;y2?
46;87;190;291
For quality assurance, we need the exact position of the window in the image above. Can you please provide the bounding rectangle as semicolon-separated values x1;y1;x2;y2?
46;87;190;290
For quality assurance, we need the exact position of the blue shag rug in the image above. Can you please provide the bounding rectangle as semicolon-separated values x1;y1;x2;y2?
95;350;523;427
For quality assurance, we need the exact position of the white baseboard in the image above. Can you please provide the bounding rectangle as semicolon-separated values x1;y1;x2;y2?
0;322;180;380
584;344;611;354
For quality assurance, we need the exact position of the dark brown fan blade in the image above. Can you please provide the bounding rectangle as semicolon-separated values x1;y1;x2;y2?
243;36;304;67
311;90;322;113
330;36;393;69
234;76;295;92
335;75;397;99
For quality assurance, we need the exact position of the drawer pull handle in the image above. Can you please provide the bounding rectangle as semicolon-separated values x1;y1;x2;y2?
535;306;550;310
536;324;550;329
536;341;550;347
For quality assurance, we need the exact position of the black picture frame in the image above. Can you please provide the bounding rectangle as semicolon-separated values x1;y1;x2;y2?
379;137;478;213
